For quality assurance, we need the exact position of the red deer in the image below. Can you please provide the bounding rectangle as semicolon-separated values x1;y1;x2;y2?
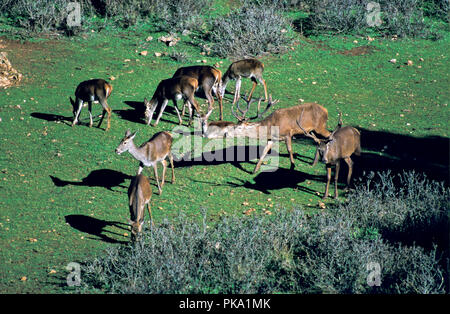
220;59;268;109
128;174;152;241
116;130;175;195
298;113;361;199
144;76;200;127
70;79;113;131
224;97;330;173
172;65;223;120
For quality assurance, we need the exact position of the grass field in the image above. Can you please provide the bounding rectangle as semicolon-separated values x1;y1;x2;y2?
0;20;449;293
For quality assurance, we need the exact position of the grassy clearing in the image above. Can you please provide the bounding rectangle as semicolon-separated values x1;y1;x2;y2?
0;23;449;292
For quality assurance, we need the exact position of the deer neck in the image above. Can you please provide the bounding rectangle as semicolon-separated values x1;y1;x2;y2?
128;141;152;165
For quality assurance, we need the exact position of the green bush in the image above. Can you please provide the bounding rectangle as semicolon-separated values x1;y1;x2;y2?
79;171;448;294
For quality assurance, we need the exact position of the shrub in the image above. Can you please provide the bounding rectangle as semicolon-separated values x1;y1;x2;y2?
79;171;448;294
300;0;436;38
151;0;212;32
208;2;293;58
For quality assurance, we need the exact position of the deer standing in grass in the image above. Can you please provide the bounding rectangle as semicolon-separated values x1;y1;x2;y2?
298;113;361;199
220;59;268;108
70;79;113;131
172;65;224;121
116;130;175;195
144;76;200;127
216;97;330;173
128;174;152;241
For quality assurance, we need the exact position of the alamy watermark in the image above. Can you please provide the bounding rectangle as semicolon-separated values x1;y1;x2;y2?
67;2;81;27
66;262;81;287
366;262;382;287
366;2;382;27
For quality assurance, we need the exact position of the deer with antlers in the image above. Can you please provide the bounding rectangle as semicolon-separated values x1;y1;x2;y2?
221;96;331;173
220;59;268;108
297;113;361;199
172;65;223;121
144;76;201;127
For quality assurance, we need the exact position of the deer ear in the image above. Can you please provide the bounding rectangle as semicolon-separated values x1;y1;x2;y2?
130;130;137;139
125;129;132;137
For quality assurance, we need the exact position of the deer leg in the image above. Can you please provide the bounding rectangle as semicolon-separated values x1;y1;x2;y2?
154;99;168;126
247;81;257;102
137;164;144;175
152;163;162;195
187;96;200;127
344;157;354;191
88;101;94;128
323;165;332;199
161;159;167;188
72;98;83;126
260;78;268;102
169;153;175;183
172;100;183;125
147;203;154;227
215;87;223;120
98;99;111;131
233;78;242;105
253;140;273;174
285;135;295;169
312;146;320;167
334;160;341;199
187;102;194;127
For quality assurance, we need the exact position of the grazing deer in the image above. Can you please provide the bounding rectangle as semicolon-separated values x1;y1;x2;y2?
128;174;152;241
172;65;224;120
145;76;201;127
220;59;268;108
225;97;330;173
115;130;175;195
70;79;113;131
199;94;275;139
298;113;361;199
198;108;236;139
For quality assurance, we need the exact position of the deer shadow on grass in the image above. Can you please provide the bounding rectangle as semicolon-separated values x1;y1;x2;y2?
114;100;192;126
352;128;449;184
50;169;133;192
174;144;287;173
30;112;72;126
65;214;129;244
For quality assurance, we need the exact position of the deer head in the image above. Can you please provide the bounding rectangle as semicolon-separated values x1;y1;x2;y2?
116;129;137;155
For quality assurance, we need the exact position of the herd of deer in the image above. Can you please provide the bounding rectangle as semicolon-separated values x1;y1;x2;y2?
69;58;361;240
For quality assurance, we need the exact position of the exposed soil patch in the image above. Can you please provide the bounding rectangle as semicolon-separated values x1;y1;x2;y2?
337;45;376;56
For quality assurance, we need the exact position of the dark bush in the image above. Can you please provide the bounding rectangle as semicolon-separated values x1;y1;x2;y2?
208;2;293;58
79;171;448;294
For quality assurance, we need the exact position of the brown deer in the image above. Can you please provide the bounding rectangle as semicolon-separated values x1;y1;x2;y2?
172;65;223;120
298;113;361;199
225;97;330;173
70;79;113;131
220;59;268;108
128;174;152;241
144;76;200;127
116;130;175;195
198;108;236;139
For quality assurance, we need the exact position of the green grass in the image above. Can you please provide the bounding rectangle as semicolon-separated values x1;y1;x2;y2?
0;25;449;293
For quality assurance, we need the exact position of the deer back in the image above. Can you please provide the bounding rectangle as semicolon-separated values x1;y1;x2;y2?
75;79;112;101
128;174;152;222
142;131;173;161
229;59;264;78
260;103;328;137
